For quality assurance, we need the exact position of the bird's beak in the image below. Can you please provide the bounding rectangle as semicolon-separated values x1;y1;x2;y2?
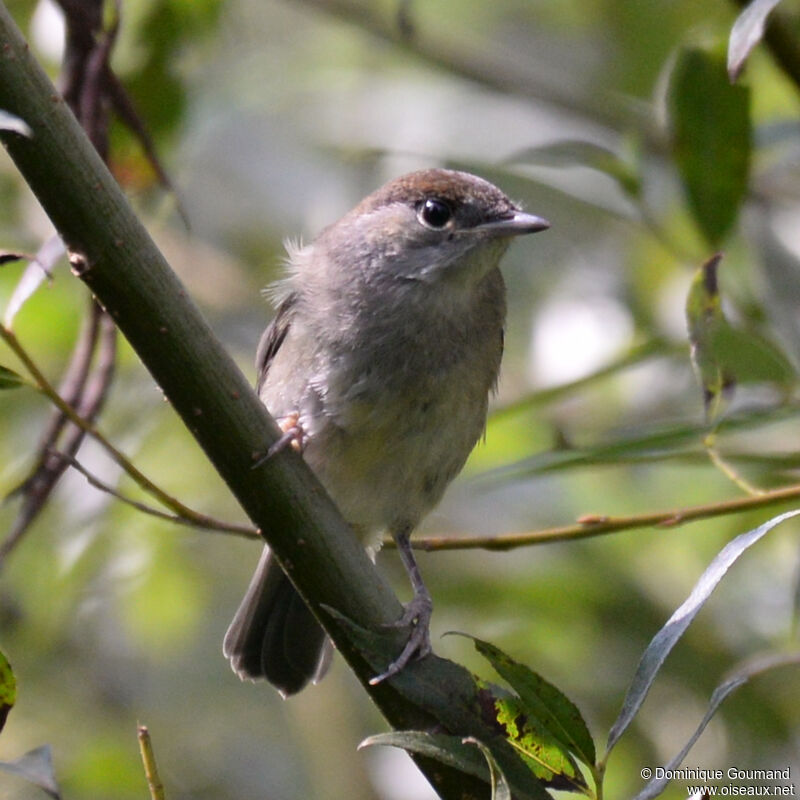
476;211;550;237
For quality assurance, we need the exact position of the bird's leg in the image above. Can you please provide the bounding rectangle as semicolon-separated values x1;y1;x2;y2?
370;525;433;685
253;412;306;468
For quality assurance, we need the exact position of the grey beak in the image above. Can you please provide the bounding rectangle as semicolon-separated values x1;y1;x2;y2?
476;211;550;237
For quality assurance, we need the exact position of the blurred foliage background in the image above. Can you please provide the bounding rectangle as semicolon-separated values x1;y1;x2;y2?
1;0;800;798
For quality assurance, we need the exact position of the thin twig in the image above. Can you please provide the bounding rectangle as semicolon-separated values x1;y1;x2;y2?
0;325;256;548
398;481;800;552
1;299;106;561
137;725;166;800
54;451;257;539
704;434;765;497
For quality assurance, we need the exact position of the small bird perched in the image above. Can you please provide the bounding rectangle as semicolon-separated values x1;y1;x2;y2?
224;168;549;695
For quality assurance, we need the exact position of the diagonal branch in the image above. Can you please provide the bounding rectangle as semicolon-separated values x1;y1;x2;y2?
0;8;541;797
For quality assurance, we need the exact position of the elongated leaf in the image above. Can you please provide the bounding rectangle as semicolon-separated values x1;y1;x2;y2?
325;607;551;800
471;637;595;768
632;651;800;800
359;732;493;785
3;235;65;327
686;254;733;422
479;404;800;485
359;732;549;800
755;220;800;366
669;45;751;246
0;109;32;137
0;745;62;799
511;139;641;199
463;737;512;800
490;338;679;421
0;649;16;732
606;509;800;754
728;0;784;81
686;253;796;421
711;324;795;387
0;365;26;390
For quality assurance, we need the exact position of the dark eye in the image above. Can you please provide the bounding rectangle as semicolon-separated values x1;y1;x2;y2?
418;197;452;229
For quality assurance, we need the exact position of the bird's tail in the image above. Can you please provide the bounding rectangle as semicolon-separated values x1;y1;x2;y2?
223;546;331;696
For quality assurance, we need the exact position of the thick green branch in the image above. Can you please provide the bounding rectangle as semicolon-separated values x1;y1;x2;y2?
0;8;535;799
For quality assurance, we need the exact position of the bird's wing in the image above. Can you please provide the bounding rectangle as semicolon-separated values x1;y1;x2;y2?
255;293;296;394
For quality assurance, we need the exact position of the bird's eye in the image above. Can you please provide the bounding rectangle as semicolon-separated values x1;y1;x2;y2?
418;197;453;229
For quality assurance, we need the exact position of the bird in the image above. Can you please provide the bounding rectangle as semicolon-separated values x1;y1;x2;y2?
223;168;549;695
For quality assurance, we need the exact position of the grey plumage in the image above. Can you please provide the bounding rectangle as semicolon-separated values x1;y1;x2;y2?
224;169;548;694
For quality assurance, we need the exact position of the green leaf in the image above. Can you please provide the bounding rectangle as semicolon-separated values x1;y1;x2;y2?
479;404;800;485
328;609;552;800
490;689;586;791
359;732;493;786
710;324;796;387
633;651;800;800
728;0;784;81
510;139;641;199
320;604;419;680
686;253;734;421
3;235;65;327
606;509;800;756
0;745;62;799
359;732;548;800
669;45;751;246
469;636;595;768
0;109;31;137
0;365;26;390
0;649;16;732
686;253;796;422
463;737;512;800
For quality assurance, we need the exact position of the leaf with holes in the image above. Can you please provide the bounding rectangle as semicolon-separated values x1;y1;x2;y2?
470;637;595;769
489;687;586;791
0;649;16;732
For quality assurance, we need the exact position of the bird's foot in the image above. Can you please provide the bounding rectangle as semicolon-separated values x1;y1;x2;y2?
253;413;306;468
369;591;433;685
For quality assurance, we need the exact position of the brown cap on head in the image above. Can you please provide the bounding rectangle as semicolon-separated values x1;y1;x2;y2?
350;169;549;235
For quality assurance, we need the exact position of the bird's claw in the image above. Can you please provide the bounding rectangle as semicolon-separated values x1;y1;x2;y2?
252;413;306;468
369;592;433;685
